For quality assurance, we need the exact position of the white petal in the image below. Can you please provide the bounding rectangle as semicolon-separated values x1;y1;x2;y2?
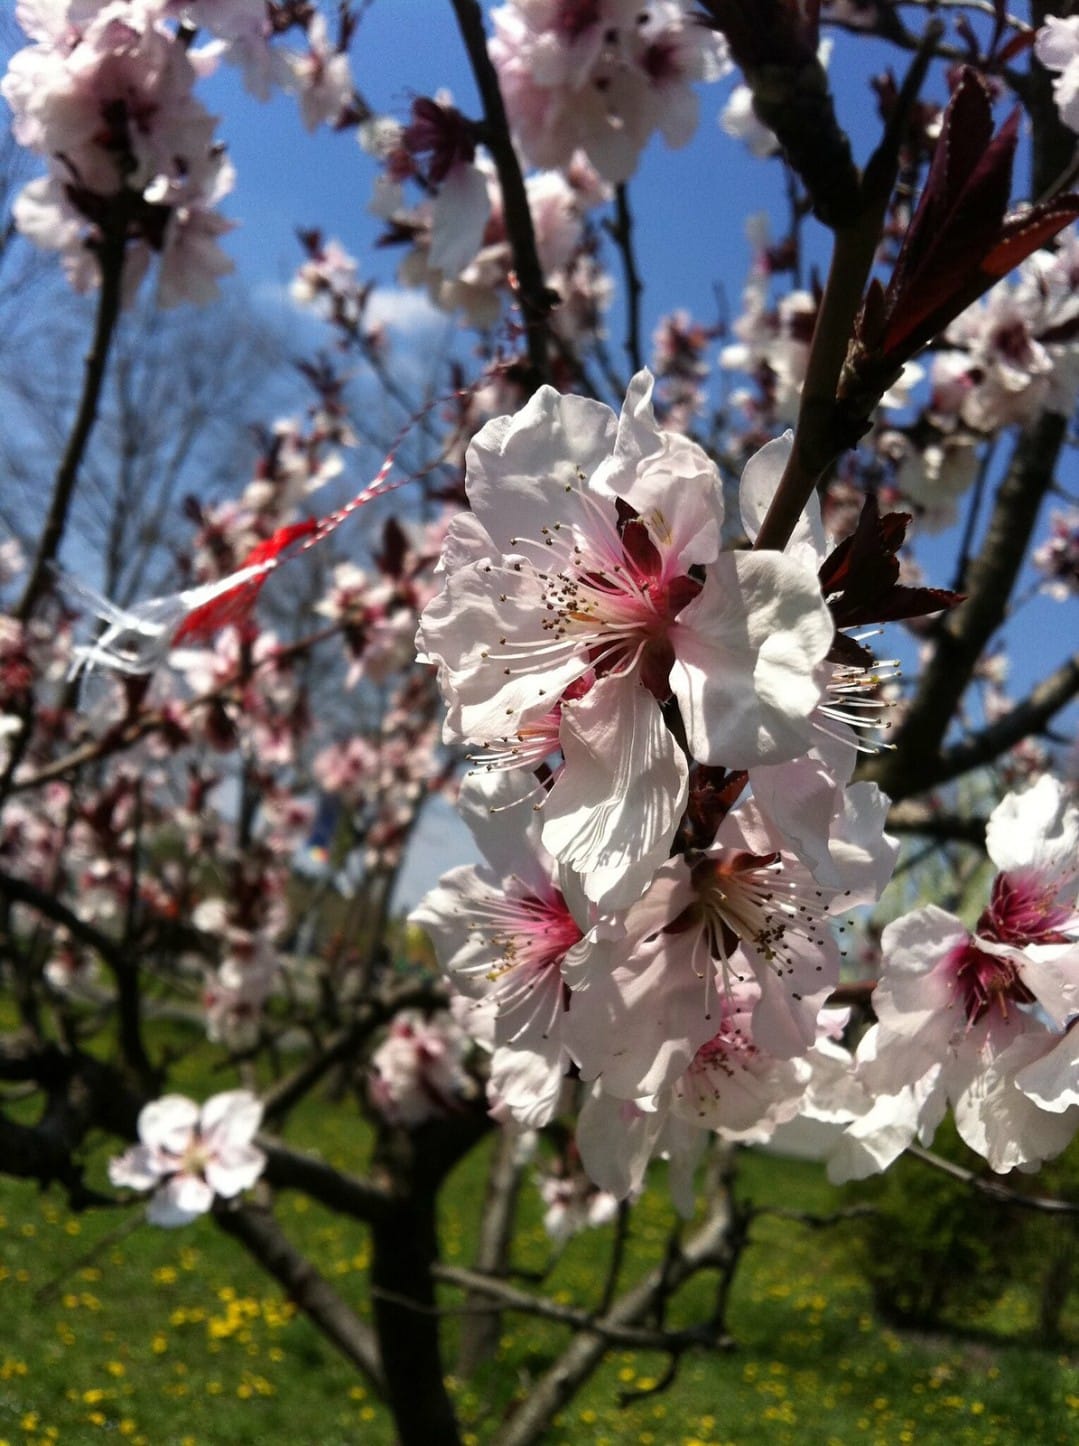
200;1090;263;1151
147;1175;214;1228
738;431;827;568
1014;1027;1079;1113
986;774;1079;879
138;1095;199;1154
576;1083;668;1200
542;674;687;910
205;1145;266;1199
465;387;617;555
108;1145;164;1193
428;163;491;277
671;551;831;767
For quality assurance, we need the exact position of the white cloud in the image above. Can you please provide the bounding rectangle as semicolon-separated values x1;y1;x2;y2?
365;286;448;338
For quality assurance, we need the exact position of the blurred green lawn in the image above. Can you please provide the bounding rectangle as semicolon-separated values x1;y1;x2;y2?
2;1050;1077;1445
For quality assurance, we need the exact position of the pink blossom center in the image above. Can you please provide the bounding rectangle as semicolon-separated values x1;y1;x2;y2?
977;870;1077;948
642;38;680;83
482;890;583;981
508;500;701;700
178;1134;212;1177
945;937;1036;1025
672;848;830;989
556;0;602;40
691;1012;757;1080
463;886;582;1040
988;317;1035;367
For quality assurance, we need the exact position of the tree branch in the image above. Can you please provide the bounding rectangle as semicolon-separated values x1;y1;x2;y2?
608;184;643;374
751;25;939;551
930;652;1079;787
0;869;156;1087
17;227;127;621
449;0;553;391
489;1201;738;1446
456;1126;525;1376
10;624;344;794
885;801;988;846
259;979;448;1126
434;1262;735;1352
907;1144;1079;1215
215;1198;386;1393
259;1136;394;1224
862;413;1069;800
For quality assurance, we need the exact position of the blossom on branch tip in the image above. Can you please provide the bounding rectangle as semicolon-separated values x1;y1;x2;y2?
1035;14;1079;134
412;769;595;1128
842;68;1079;415
846;774;1079;1174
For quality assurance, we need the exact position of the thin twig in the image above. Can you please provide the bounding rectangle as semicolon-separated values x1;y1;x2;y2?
9;623;344;794
17;227;127;622
449;0;553;390
597;1198;631;1316
752;24;940;552
907;1144;1079;1215
259;1136;394;1223
608;184;643;374
434;1263;735;1352
862;413;1070;801
951;436;996;593
929;651;1079;787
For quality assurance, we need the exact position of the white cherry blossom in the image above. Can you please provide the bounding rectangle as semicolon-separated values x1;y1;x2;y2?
412;770;596;1128
108;1090;265;1226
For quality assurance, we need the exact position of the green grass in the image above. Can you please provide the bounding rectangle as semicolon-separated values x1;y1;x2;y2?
1;1075;1077;1444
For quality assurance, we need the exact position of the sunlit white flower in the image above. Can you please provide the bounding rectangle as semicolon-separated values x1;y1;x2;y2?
108;1090;265;1227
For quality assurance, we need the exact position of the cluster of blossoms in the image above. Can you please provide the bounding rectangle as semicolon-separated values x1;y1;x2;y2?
535;1154;620;1242
368;1009;476;1127
1033;508;1079;601
721;214;924;434
927;230;1079;436
830;777;1079;1179
649;308;718;432
2;1;354;303
488;0;730;183
868;228;1079;533
411;371;948;1202
363;98;614;338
